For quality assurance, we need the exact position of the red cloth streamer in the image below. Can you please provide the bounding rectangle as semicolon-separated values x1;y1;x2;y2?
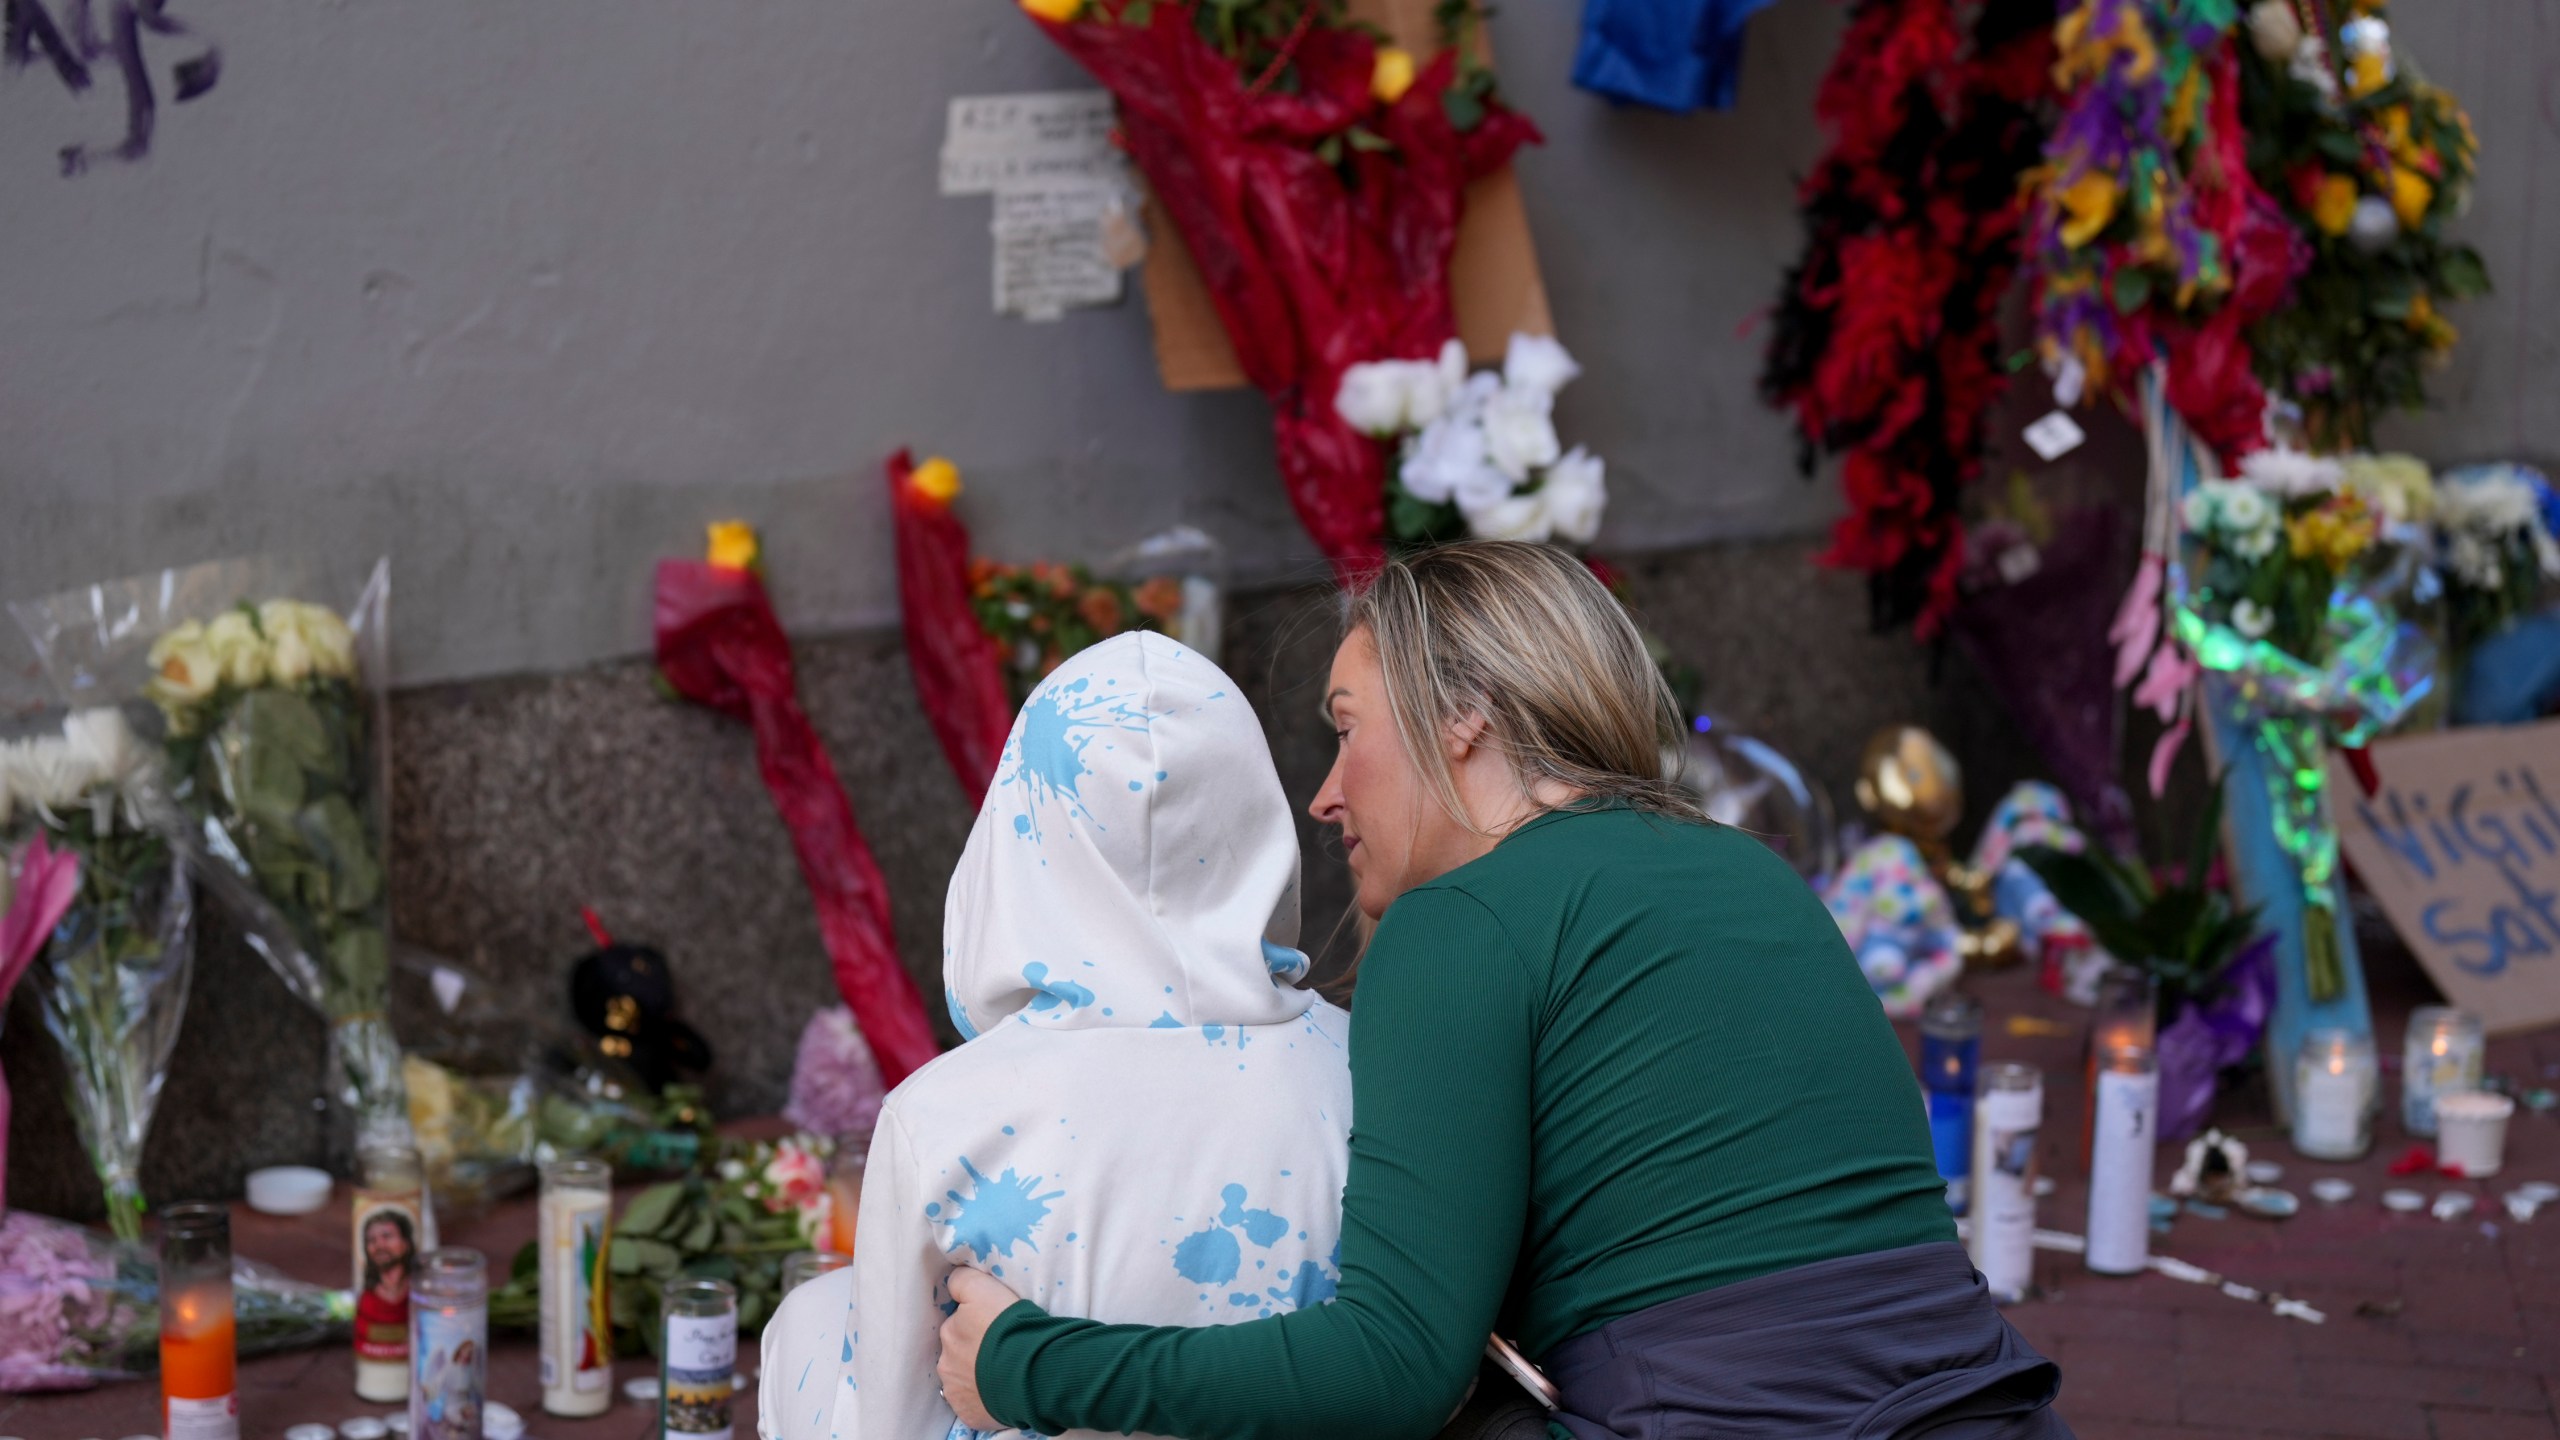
655;559;940;1084
888;449;1014;810
0;833;81;1213
1028;5;1538;575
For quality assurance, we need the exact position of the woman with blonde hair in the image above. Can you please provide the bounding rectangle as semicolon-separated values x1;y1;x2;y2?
937;541;2069;1440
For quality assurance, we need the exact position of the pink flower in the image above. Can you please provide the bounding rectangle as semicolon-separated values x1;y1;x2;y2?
2107;557;2165;691
761;1140;827;1214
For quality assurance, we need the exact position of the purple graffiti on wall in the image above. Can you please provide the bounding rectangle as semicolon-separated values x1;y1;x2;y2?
4;0;219;174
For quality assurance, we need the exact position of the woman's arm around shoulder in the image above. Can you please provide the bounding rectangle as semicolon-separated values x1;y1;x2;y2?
953;885;1541;1440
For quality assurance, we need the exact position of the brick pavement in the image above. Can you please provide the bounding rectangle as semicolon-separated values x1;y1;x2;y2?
1953;943;2560;1440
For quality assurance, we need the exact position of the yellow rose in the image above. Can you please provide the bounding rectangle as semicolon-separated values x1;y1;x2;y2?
145;621;221;713
2389;167;2433;227
1020;0;1082;21
2349;52;2387;97
205;609;269;690
910;457;963;507
1371;47;1417;105
706;520;761;572
2057;170;2120;248
2310;174;2359;235
265;598;357;682
297;603;358;680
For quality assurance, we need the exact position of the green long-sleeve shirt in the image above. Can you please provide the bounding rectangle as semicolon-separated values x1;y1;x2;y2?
979;805;1953;1440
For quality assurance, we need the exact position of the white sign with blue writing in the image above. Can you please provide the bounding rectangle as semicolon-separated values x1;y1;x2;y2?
2333;717;2560;1036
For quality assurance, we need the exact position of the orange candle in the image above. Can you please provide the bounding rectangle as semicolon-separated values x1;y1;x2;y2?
162;1293;238;1399
159;1202;240;1440
825;1167;862;1257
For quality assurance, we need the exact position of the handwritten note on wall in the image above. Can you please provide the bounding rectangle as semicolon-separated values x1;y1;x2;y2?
940;91;1138;322
2333;717;2560;1035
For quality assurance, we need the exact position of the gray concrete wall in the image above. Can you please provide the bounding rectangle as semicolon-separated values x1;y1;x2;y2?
3;544;2036;1218
9;0;2537;691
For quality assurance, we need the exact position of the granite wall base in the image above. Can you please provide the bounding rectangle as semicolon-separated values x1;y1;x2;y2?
4;536;2035;1220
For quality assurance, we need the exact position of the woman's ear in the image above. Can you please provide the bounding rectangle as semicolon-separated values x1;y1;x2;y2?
1442;710;1490;762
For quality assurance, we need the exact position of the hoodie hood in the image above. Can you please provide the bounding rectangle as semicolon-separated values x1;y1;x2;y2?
942;632;1313;1038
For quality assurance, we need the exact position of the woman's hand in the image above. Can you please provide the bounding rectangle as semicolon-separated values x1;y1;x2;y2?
938;1266;1021;1431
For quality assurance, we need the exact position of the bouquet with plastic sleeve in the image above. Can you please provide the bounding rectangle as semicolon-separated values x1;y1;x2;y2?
12;555;406;1148
2;709;196;1244
0;1209;351;1392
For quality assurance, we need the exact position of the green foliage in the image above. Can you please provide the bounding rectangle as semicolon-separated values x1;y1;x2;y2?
164;661;387;1024
2020;788;2262;1018
489;1140;820;1353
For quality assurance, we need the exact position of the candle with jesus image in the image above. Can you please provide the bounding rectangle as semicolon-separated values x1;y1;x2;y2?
353;1143;426;1401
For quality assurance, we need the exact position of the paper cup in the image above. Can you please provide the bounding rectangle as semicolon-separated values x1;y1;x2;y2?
2433;1090;2515;1179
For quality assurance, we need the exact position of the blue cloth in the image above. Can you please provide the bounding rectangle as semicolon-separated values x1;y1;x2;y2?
2453;610;2560;725
1573;0;1778;112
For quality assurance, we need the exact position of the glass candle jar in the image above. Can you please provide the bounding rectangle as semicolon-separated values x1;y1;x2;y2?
2292;1029;2377;1161
410;1249;487;1440
354;1142;426;1401
2083;968;2155;1171
2401;1007;2483;1137
1969;1063;2043;1304
781;1250;853;1297
539;1159;613;1417
160;1202;239;1440
663;1277;739;1439
1919;994;1982;1210
2085;1043;2158;1277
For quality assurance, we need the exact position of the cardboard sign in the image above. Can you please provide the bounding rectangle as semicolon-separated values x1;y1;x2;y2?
2332;717;2560;1035
1136;0;1553;391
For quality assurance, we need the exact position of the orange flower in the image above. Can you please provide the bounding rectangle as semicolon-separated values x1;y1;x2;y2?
2309;174;2359;235
1078;587;1125;634
1133;575;1185;622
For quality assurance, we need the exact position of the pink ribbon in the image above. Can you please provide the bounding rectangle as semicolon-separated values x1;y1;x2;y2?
0;834;81;1215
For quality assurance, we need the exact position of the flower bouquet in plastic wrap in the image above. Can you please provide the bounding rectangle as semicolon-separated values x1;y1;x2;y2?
1;709;195;1243
1019;0;1540;574
0;1209;350;1392
13;556;407;1148
2111;374;2431;1026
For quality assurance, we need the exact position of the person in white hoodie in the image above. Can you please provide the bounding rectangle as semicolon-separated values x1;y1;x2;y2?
759;631;1354;1440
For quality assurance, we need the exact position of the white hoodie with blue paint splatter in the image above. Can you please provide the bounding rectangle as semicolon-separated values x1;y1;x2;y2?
759;632;1352;1440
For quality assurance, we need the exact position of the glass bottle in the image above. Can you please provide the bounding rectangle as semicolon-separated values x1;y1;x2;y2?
539;1158;614;1417
2293;1029;2377;1160
662;1277;739;1440
2401;1007;2483;1137
354;1142;427;1401
410;1249;488;1440
160;1201;239;1440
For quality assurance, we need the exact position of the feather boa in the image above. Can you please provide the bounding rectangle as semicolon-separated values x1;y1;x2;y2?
1763;0;2056;639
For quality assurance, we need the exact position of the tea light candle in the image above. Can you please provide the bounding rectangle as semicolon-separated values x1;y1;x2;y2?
2401;1008;2483;1137
2292;1029;2376;1161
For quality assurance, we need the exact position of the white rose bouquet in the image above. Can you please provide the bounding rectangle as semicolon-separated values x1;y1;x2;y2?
13;556;404;1149
2431;463;2560;656
1335;333;1609;549
0;707;194;1243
